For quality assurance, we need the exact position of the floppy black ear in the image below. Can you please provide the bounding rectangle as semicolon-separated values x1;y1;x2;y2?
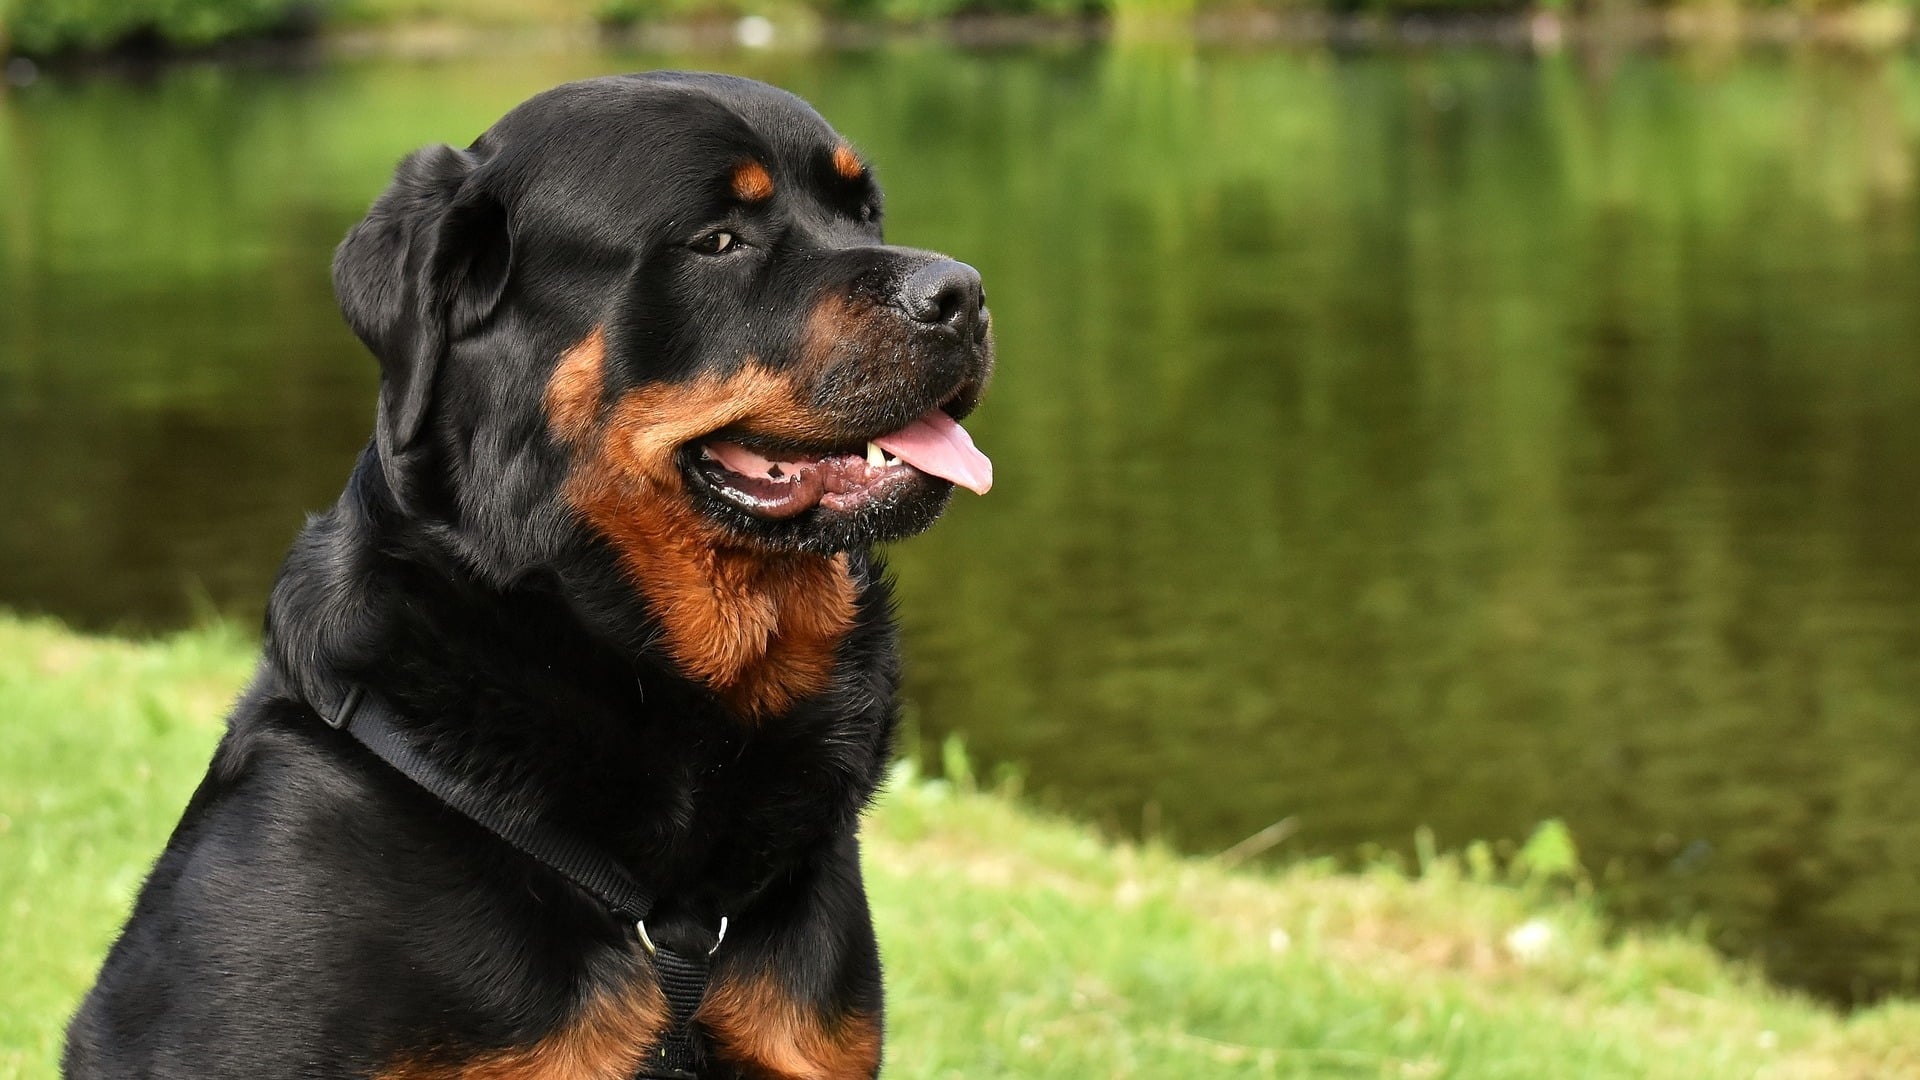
333;143;512;506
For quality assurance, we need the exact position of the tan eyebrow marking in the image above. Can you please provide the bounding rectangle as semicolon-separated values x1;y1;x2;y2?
731;159;775;202
830;145;864;181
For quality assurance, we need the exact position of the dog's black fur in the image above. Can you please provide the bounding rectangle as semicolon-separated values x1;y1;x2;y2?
64;72;991;1079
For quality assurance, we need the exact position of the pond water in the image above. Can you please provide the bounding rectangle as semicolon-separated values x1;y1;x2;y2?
4;42;1919;1003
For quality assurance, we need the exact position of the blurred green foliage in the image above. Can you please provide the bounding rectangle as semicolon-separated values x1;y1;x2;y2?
4;0;1893;58
594;0;1092;26
3;0;312;55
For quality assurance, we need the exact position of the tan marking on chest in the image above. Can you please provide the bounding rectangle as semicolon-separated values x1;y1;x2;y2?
377;981;669;1080
700;974;882;1080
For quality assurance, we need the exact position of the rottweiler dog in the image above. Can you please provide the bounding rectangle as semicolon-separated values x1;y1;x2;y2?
64;72;992;1079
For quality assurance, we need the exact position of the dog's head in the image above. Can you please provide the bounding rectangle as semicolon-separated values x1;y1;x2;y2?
333;72;993;566
329;73;992;711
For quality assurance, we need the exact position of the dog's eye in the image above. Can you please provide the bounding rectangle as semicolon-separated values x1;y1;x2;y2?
692;231;736;255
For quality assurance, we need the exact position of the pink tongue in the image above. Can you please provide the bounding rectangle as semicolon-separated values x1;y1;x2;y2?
874;410;993;495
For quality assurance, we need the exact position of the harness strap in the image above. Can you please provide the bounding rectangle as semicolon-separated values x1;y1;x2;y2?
640;944;713;1078
316;685;717;1080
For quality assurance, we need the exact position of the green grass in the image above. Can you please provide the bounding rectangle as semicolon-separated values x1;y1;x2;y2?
2;614;1916;1079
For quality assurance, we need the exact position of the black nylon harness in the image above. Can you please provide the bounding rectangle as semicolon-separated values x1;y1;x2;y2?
318;686;717;1080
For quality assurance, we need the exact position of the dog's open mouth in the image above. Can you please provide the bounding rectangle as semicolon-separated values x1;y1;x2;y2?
694;407;992;521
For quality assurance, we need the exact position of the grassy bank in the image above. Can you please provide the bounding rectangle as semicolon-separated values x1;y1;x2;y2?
1;614;1916;1079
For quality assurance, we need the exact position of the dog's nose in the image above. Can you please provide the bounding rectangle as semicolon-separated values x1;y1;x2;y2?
897;259;984;338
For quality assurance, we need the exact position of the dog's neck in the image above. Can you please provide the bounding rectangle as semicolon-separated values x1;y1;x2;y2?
564;482;861;719
261;454;891;908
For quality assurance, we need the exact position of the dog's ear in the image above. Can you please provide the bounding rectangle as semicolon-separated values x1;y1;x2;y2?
333;143;512;507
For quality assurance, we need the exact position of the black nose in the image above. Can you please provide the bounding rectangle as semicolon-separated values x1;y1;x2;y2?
897;259;984;338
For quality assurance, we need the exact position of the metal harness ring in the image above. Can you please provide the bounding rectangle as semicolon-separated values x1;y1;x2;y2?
637;914;729;957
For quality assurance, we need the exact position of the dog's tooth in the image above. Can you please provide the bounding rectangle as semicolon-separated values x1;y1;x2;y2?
867;442;886;468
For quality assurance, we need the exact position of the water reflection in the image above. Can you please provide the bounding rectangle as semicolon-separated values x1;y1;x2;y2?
3;45;1917;1001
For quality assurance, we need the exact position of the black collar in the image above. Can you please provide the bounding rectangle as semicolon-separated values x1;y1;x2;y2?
317;684;716;1080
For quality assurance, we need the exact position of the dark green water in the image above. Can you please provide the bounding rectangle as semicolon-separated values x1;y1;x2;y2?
5;44;1919;1003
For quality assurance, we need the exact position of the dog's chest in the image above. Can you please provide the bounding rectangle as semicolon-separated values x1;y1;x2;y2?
623;689;887;886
